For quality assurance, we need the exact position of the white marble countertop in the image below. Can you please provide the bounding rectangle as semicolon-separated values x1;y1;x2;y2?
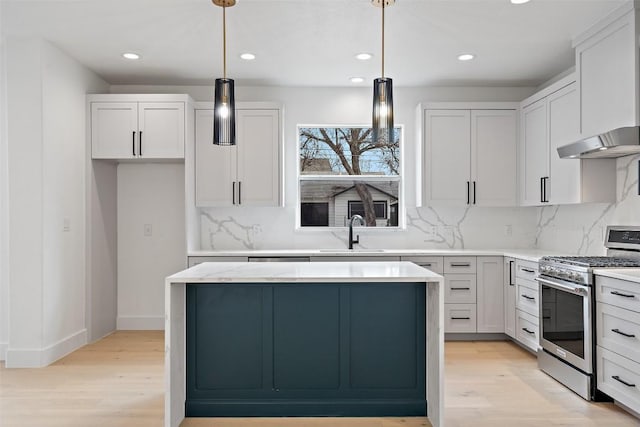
188;248;557;263
167;261;444;284
594;268;640;283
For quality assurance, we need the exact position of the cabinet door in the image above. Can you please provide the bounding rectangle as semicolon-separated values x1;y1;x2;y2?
424;110;471;205
577;11;638;137
504;258;516;338
91;102;138;159
138;102;185;159
520;98;548;206
195;109;236;207
477;256;504;333
470;110;517;206
236;109;280;206
547;83;581;205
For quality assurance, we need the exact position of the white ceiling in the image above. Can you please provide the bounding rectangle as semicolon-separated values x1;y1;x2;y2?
0;0;628;87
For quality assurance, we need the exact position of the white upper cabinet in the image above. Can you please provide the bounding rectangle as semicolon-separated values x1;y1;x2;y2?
90;95;188;160
195;106;281;207
574;4;639;137
519;77;616;207
422;104;517;207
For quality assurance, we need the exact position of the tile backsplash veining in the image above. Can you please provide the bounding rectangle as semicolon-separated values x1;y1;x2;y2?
535;154;640;255
198;155;639;254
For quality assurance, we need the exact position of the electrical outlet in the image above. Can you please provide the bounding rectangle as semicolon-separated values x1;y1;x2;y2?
144;224;153;237
63;217;70;232
505;225;513;236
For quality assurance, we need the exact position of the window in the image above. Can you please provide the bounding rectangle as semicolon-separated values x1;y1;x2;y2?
298;126;401;228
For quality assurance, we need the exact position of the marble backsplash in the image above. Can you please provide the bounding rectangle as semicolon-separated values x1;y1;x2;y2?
198;154;639;254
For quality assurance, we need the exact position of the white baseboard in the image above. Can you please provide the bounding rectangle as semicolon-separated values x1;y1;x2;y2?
0;341;7;362
117;315;164;330
5;329;87;368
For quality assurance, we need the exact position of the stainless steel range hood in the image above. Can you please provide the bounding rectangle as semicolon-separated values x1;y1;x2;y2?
557;127;640;159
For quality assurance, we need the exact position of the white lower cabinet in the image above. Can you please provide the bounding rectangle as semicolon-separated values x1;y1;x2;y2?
445;274;477;304
477;256;504;333
596;274;640;414
445;304;477;333
516;309;539;352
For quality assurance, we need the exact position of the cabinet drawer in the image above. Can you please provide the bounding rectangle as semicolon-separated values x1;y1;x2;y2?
516;278;539;317
597;303;640;362
444;274;477;304
596;276;640;312
401;256;444;274
516;260;538;281
597;346;640;414
444;256;476;274
445;304;477;333
516;309;539;352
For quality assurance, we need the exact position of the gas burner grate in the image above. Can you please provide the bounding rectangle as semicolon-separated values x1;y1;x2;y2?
541;256;640;268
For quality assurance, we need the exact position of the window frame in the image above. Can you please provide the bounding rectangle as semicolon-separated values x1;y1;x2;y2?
296;124;404;230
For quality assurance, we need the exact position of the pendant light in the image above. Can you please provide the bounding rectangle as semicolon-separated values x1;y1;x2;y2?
213;0;236;146
371;0;395;144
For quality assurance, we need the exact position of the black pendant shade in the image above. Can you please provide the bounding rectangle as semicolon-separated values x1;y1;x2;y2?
213;78;236;146
372;77;394;144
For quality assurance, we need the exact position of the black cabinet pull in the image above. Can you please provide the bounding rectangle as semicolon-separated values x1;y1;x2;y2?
451;287;471;291
451;317;470;320
509;260;515;286
612;328;636;338
522;268;535;273
418;263;432;267
450;262;471;267
139;131;143;156
473;181;476;204
611;291;635;298
467;181;470;204
238;181;242;204
521;295;535;301
612;375;636;388
132;131;136;156
522;327;535;335
232;182;236;205
540;177;544;203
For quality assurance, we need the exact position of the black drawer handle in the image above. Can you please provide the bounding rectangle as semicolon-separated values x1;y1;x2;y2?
451;317;470;320
522;327;535;335
612;328;636;338
611;291;635;298
450;262;471;267
521;268;535;273
418;263;432;267
521;295;535;301
132;131;136;156
451;287;471;291
543;316;551;320
612;375;636;388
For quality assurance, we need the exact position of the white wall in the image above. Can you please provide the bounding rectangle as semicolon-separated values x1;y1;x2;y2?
116;163;186;330
4;38;108;367
0;5;9;361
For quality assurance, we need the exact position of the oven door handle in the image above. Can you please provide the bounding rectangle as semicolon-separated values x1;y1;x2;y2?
536;277;589;296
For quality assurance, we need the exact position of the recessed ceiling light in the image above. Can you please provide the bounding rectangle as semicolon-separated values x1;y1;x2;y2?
122;52;141;60
240;53;256;60
457;53;475;61
511;0;530;4
350;77;365;83
355;53;373;61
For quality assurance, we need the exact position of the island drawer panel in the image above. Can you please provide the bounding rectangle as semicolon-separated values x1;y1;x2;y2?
186;282;426;417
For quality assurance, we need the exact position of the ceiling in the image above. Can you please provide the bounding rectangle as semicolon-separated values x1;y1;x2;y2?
0;0;628;87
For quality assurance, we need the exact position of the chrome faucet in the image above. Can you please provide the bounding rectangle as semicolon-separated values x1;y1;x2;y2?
348;214;365;249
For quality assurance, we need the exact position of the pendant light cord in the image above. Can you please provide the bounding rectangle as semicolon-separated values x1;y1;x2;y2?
223;5;227;79
381;1;385;79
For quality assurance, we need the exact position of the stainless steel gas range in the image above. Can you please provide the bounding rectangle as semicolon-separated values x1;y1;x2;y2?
536;226;640;401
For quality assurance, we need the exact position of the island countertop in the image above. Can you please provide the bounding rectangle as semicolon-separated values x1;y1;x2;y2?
165;261;445;427
167;261;444;283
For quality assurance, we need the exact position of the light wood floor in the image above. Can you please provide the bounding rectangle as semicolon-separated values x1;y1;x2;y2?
1;332;639;427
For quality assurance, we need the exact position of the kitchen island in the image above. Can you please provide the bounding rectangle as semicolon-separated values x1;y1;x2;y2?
165;262;444;427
